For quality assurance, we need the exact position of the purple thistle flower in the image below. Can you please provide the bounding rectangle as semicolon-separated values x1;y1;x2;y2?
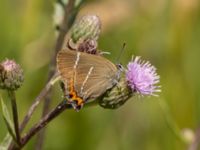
126;56;160;96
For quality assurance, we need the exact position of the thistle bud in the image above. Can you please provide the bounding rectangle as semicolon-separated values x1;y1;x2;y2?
70;15;101;43
0;59;24;90
99;76;133;109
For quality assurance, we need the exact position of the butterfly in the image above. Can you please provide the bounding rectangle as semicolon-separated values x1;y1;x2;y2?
57;49;121;111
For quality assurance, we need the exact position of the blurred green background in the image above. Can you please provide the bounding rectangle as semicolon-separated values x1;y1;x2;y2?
1;0;200;149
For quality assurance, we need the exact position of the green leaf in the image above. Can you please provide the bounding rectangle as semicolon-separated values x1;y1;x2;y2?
0;133;12;150
0;96;17;143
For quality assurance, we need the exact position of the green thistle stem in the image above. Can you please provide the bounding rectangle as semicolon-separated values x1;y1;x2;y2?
158;99;187;143
8;90;21;148
19;73;60;132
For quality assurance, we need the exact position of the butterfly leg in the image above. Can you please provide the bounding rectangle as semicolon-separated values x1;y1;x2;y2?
60;81;67;96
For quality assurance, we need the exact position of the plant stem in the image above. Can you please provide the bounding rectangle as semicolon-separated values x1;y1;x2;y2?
21;101;72;148
158;99;186;143
19;74;60;132
8;90;21;147
8;75;60;150
19;83;51;132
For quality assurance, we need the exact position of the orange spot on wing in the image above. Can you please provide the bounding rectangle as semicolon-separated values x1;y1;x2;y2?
68;76;84;107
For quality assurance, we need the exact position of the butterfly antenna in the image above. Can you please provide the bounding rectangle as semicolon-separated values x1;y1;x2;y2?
116;43;126;64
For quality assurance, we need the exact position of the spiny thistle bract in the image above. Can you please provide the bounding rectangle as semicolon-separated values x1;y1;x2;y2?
70;15;101;44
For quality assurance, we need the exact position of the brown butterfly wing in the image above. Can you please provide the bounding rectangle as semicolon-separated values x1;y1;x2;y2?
57;49;118;102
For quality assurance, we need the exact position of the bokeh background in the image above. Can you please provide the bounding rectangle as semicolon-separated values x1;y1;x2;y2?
1;0;200;149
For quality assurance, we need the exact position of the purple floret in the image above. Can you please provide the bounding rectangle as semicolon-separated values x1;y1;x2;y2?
126;56;160;96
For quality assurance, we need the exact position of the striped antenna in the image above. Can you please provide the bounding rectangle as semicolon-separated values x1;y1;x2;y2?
116;43;126;64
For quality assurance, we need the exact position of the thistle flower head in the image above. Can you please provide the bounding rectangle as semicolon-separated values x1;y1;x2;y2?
67;15;102;55
70;15;101;43
126;57;160;96
0;59;24;90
